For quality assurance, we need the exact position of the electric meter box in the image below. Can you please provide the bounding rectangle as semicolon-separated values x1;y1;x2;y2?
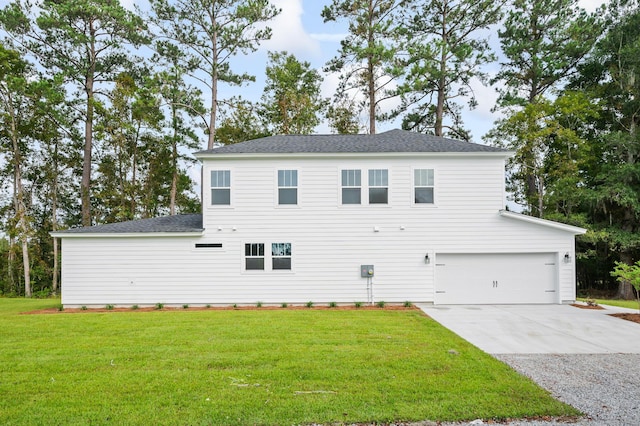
360;265;374;277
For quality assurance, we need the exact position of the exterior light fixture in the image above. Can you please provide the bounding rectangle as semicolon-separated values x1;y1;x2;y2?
563;252;571;263
425;254;430;264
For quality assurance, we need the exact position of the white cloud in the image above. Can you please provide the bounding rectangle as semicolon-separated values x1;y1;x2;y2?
260;0;321;60
578;0;604;13
309;33;349;43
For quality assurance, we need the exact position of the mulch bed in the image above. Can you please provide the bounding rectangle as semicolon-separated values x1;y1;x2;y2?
22;304;421;315
571;303;604;310
609;313;640;324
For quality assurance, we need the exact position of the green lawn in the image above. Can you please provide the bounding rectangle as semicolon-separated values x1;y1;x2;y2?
0;298;577;425
578;297;639;310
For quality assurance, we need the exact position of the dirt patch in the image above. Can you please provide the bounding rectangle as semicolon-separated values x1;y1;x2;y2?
609;312;640;324
22;304;420;315
571;303;605;310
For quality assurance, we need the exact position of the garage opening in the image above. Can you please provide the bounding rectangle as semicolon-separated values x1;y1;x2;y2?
434;253;558;304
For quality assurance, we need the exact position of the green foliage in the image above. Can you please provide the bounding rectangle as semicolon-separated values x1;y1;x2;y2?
105;304;114;310
305;301;314;308
132;305;139;310
403;301;412;308
216;97;270;144
256;301;263;308
376;300;386;308
155;303;164;310
260;51;326;134
149;0;280;149
493;0;602;107
182;304;189;309
80;306;87;310
0;299;578;423
280;302;288;308
611;261;640;311
393;0;503;140
322;0;404;133
354;301;363;308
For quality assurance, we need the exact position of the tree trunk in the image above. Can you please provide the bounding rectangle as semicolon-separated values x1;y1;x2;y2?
207;20;218;149
367;0;376;134
8;91;31;297
170;109;178;216
82;35;96;227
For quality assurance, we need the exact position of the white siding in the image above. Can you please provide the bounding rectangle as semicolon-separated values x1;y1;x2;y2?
60;154;580;306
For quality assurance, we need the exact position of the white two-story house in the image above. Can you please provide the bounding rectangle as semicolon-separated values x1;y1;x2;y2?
53;129;585;307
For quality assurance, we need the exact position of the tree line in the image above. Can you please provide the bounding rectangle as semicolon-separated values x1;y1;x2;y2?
0;0;638;298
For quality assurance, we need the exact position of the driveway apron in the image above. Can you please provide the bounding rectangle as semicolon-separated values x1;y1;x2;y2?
417;304;640;354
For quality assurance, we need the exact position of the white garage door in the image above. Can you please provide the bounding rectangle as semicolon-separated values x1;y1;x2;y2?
434;253;558;304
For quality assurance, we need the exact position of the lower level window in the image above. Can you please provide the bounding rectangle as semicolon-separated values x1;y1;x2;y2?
245;243;264;270
272;243;292;270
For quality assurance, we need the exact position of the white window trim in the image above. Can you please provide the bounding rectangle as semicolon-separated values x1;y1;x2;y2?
240;241;295;274
339;168;363;206
275;169;300;208
207;167;234;209
411;166;438;207
366;168;390;206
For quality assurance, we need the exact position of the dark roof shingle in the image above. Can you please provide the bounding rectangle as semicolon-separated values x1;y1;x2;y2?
55;214;203;234
195;129;506;155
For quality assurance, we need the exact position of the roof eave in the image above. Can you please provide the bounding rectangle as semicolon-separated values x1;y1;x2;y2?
194;151;514;160
499;210;586;234
51;231;204;238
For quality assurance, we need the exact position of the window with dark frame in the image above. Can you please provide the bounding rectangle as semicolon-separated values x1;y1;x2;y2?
368;169;388;204
211;170;230;205
341;169;361;204
278;170;298;205
414;169;434;204
271;243;292;270
245;243;265;270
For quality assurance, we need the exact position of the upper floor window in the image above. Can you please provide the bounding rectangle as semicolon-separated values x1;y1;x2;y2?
272;243;292;270
414;169;434;204
368;169;388;204
211;170;230;205
245;243;265;270
341;169;361;204
278;170;298;205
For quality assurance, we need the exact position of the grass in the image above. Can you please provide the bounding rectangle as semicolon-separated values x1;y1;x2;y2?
578;297;638;310
0;298;578;425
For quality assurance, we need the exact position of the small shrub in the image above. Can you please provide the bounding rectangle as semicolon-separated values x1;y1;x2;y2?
182;304;189;309
403;301;413;308
155;303;164;310
281;302;288;308
232;304;238;309
56;304;64;312
80;306;88;311
376;301;386;308
256;301;263;308
205;304;211;309
106;304;114;310
329;301;338;308
586;299;598;307
306;301;314;308
354;301;363;308
131;305;139;310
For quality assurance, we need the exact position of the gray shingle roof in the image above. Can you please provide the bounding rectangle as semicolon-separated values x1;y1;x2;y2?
195;129;507;155
55;214;203;234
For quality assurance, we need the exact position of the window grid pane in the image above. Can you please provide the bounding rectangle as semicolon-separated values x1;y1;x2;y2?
272;243;292;270
414;169;434;204
278;170;297;187
341;169;361;187
211;170;230;188
369;169;388;186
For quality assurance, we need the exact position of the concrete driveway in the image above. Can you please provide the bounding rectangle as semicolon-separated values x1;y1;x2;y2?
418;303;640;354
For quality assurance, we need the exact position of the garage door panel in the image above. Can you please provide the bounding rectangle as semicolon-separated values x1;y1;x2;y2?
435;253;557;304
